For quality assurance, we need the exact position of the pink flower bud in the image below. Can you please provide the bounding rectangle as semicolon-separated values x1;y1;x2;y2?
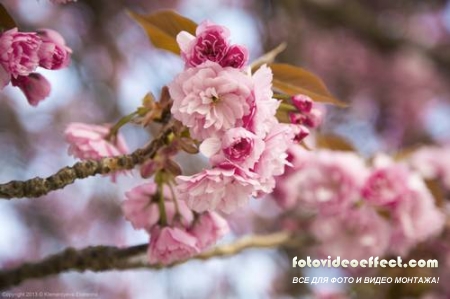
303;108;323;128
291;94;313;113
0;28;41;78
11;73;51;106
37;29;72;70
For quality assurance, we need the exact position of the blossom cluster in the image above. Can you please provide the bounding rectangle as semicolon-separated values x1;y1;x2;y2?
122;182;229;264
0;27;71;105
170;21;308;214
275;147;446;260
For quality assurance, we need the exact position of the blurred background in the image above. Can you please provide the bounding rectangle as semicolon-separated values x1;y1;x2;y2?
1;0;450;298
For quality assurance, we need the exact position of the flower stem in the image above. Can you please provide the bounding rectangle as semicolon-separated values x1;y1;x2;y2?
106;111;139;141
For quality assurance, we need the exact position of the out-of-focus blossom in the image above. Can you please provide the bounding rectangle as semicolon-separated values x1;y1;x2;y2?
176;165;259;214
64;122;129;160
177;21;248;68
169;61;253;140
362;156;445;255
200;127;265;169
310;207;390;261
0;28;41;78
408;146;450;189
147;226;199;265
10;73;50;106
37;29;72;70
275;149;367;212
189;211;229;249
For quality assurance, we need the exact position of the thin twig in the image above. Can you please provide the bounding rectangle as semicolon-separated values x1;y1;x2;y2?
0;123;174;199
0;232;293;290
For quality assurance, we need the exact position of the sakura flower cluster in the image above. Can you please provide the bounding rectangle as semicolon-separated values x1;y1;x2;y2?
0;27;71;105
275;147;445;260
122;182;229;264
169;21;307;214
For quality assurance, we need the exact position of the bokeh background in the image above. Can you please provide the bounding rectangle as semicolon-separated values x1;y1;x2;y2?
1;0;450;298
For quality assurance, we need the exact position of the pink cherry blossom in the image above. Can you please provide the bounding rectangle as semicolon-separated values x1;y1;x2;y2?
177;21;248;69
310;207;390;261
10;73;51;106
362;164;411;206
37;29;72;70
64;122;129;160
362;156;445;255
175;165;259;214
200;127;265;169
122;183;160;230
0;28;41;78
275;149;367;212
243;64;279;137
177;21;230;68
253;123;298;195
147;226;199;265
169;61;253;140
189;211;229;249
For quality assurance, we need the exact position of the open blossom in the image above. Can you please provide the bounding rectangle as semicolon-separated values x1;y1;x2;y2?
189;211;229;249
200;127;265;169
37;29;72;70
0;28;41;78
177;21;248;68
253;123;298;195
147;226;199;265
64;123;129;160
275;149;367;212
310;207;391;261
362;156;445;255
176;165;259;214
11;73;50;106
169;61;253;140
243;64;279;137
123;183;160;231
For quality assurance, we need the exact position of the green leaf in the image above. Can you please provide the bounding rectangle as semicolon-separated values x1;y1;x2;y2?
0;4;17;31
128;10;197;55
270;63;346;107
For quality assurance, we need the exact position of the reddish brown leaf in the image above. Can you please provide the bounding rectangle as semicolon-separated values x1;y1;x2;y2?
270;63;345;107
0;4;17;31
316;134;355;151
128;10;197;54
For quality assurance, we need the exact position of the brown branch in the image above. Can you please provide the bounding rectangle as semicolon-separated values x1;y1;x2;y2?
0;232;294;290
0;122;174;199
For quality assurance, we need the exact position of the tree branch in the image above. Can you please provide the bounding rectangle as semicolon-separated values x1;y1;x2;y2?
0;122;174;199
0;232;293;290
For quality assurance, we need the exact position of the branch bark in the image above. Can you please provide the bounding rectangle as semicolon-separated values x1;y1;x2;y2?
0;122;174;199
0;232;293;290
